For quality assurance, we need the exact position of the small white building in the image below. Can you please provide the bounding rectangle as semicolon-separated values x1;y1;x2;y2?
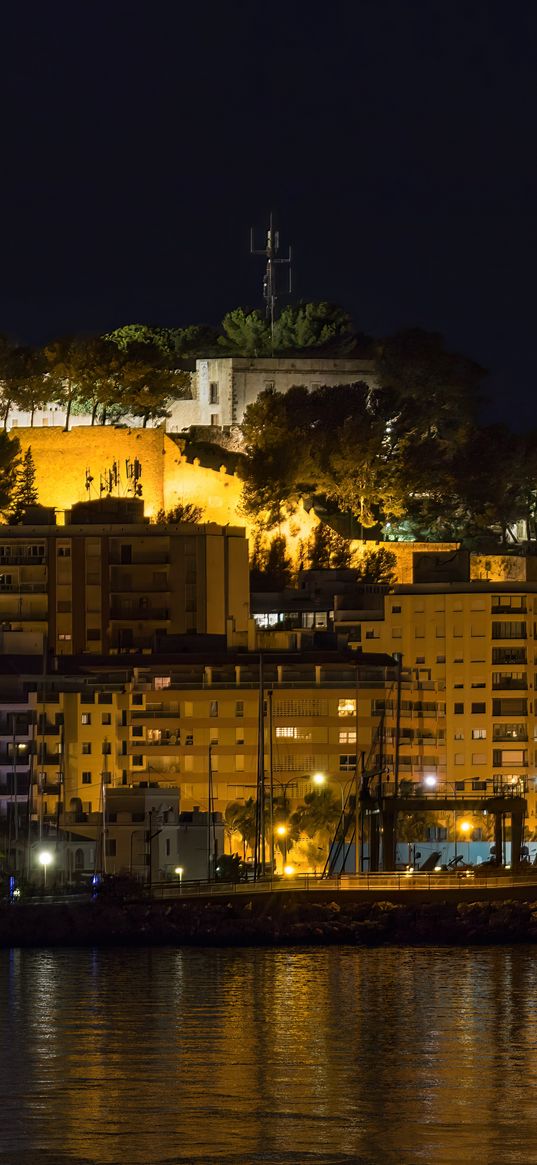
5;355;377;435
166;355;377;432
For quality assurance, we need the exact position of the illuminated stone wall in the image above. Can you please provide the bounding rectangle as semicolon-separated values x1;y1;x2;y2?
15;429;528;580
13;428;319;555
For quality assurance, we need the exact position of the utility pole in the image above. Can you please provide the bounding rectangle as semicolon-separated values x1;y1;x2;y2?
250;213;292;353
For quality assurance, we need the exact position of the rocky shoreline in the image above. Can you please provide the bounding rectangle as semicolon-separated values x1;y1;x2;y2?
2;894;537;947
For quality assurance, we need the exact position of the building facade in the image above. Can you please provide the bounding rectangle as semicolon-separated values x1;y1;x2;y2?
0;500;249;655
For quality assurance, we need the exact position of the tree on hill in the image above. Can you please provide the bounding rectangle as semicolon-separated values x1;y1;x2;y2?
152;502;204;524
44;337;91;431
355;548;397;585
306;522;352;569
104;324;176;357
0;431;21;515
219;308;271;356
172;324;220;356
10;348;49;425
8;447;38;523
273;301;354;352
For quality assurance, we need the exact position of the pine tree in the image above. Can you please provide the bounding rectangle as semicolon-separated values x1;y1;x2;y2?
9;447;39;524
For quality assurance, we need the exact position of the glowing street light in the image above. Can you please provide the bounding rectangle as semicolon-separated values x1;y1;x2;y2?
174;865;184;893
38;850;53;889
312;771;345;812
275;823;288;870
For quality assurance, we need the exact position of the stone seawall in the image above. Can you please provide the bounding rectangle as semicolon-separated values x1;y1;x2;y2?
2;895;537;948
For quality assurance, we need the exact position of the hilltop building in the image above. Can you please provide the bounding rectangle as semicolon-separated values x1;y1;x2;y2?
6;355;377;434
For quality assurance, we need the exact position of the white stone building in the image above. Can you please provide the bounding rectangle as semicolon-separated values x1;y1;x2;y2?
5;355;377;434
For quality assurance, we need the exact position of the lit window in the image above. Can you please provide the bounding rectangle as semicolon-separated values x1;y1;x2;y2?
339;730;356;744
338;699;356;718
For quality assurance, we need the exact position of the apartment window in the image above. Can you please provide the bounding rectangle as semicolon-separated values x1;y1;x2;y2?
87;629;100;641
57;546;71;558
454;703;464;714
153;572;167;586
339;754;357;772
454;753;465;765
493;749;527;767
165;838;171;857
338;699;356;718
471;702;486;714
209;382;219;404
365;629;380;639
492;698;528;717
82;772;92;784
339;730;357;744
472;729;487;740
185;734;193;746
58;633;71;641
471;681;486;689
82;742;92;755
101;713;112;725
276;726;298;738
235;701;244;718
492;621;526;639
472;753;487;765
57;600;72;613
454;732;464;740
436;656;446;664
209;700;218;718
99;693;113;704
81;713;91;725
235;755;245;771
154;676;171;690
132;755;144;767
102;741;111;755
392;628;402;638
210;414;219;427
210;729;219;745
105;839;116;858
235;728;244;745
392;605;401;614
416;657;425;665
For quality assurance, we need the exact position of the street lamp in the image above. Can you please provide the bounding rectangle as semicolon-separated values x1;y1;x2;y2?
459;819;472;863
38;850;53;890
275;823;288;871
311;771;346;813
174;865;184;893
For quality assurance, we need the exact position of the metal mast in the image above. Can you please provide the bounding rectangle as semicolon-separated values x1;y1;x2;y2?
250;213;292;353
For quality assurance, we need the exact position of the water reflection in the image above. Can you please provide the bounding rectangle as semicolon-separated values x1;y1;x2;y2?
0;946;537;1163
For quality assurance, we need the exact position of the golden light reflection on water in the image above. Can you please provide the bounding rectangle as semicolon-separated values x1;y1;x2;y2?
1;946;537;1164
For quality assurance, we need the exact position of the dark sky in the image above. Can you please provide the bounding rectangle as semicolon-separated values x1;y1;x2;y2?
1;0;536;425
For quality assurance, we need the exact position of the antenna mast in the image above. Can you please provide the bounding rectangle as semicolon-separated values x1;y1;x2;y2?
250;212;292;353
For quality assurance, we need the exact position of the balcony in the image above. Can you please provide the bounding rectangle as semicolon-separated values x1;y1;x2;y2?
0;582;47;593
491;603;527;615
492;623;527;640
110;607;170;621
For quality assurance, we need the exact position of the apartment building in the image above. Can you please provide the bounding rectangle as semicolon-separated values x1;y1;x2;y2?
0;498;249;656
0;648;397;873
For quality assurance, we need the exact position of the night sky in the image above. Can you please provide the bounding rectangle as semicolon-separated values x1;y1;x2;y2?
1;1;536;425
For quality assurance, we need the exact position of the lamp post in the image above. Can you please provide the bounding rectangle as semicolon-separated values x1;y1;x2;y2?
275;823;288;872
38;849;53;890
311;771;346;814
174;865;184;894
